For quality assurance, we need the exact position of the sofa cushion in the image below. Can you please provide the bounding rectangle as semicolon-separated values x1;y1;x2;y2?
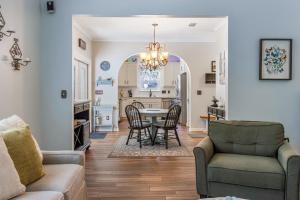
11;192;64;200
26;164;84;200
0;115;43;160
0;126;44;186
208;153;285;190
0;136;26;200
209;121;284;157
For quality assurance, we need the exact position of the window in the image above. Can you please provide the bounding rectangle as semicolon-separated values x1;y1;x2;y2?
138;65;161;91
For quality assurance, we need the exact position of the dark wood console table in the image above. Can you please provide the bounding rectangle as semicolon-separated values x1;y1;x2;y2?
74;101;91;151
207;106;225;125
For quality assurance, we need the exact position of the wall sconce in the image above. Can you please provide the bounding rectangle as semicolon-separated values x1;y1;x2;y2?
9;38;31;70
0;5;15;41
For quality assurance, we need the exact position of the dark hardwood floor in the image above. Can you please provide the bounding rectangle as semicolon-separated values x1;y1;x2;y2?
85;120;203;200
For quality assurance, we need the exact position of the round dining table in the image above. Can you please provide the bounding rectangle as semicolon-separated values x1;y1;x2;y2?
139;108;169;135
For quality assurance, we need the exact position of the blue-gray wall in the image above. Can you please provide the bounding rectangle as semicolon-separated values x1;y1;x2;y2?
40;0;300;150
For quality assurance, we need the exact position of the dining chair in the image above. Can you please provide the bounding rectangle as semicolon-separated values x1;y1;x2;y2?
132;101;145;109
125;104;152;148
152;104;181;149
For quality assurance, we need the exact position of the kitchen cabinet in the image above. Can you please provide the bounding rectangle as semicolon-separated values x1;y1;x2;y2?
164;63;180;87
119;98;163;118
119;63;137;86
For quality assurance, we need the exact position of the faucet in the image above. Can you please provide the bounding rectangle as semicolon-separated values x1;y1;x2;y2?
149;89;152;98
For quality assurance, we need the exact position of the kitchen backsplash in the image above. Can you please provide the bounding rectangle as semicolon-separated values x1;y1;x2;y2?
119;87;176;98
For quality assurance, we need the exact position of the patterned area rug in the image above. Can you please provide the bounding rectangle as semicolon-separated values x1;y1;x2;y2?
108;136;193;157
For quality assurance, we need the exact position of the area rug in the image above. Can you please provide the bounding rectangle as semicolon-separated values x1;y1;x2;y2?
188;132;207;138
90;132;107;139
108;136;193;157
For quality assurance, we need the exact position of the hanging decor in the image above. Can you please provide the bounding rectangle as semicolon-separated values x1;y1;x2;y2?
9;38;31;70
139;24;168;71
0;5;15;41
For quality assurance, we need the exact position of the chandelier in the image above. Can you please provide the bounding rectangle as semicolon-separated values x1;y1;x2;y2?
140;24;168;71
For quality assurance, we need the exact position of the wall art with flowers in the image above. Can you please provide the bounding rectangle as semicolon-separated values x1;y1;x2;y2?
260;39;292;80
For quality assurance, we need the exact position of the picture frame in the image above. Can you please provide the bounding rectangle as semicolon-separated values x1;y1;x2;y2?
259;39;292;80
211;61;216;72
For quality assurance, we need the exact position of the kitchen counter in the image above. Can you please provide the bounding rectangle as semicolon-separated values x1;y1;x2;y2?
119;97;175;99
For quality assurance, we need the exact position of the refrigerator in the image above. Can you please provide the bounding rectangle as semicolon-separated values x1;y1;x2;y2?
176;72;187;125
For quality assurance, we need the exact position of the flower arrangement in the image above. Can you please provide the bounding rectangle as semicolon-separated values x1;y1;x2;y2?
264;45;287;74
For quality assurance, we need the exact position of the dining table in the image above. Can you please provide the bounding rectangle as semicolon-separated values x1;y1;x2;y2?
139;108;169;143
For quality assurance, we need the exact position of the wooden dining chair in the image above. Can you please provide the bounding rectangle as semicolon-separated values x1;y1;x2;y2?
132;101;145;109
152;105;181;149
125;104;152;148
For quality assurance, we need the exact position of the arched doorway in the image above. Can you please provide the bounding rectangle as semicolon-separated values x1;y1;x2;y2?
117;53;192;127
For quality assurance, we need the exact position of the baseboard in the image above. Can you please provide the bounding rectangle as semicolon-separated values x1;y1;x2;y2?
188;128;206;132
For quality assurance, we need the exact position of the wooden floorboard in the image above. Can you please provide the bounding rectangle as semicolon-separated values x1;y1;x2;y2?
85;120;202;200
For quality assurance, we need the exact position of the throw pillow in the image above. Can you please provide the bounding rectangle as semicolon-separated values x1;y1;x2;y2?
0;136;26;200
0;115;43;160
1;126;45;186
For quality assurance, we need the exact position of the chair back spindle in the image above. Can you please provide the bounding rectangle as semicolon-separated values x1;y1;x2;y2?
164;105;181;128
125;105;143;128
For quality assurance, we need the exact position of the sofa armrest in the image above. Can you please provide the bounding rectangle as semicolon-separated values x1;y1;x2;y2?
42;151;85;167
278;141;300;200
193;136;214;195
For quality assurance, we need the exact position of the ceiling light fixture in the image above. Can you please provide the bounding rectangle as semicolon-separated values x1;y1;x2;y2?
140;23;168;71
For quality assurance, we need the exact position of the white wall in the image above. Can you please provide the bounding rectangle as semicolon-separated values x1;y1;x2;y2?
92;41;217;131
0;0;41;141
215;21;228;111
39;0;300;151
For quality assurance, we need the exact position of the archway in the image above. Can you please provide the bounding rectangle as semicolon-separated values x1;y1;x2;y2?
117;53;192;127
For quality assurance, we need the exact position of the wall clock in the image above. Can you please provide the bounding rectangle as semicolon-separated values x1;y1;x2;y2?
100;61;110;71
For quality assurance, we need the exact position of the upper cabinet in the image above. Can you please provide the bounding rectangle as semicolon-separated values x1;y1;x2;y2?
119;63;137;86
164;63;180;87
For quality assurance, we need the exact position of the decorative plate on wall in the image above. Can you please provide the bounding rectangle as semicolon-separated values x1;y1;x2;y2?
100;61;111;71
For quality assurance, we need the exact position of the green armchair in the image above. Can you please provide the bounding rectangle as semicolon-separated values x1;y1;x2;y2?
193;121;300;200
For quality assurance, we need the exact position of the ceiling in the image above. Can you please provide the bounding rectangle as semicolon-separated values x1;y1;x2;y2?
73;16;227;43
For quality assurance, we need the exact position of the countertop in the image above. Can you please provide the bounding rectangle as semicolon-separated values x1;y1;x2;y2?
119;97;176;100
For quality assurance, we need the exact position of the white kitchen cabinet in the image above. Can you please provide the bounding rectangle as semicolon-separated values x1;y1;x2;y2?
164;63;180;87
119;98;162;118
118;64;128;86
118;63;137;87
127;64;137;86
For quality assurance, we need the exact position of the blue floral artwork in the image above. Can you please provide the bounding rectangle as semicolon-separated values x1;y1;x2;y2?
260;39;292;80
264;46;287;74
139;66;161;91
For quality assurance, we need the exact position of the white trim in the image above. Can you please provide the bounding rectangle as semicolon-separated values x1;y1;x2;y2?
188;127;206;132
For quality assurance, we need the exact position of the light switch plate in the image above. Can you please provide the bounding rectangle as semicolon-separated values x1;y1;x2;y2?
61;90;67;99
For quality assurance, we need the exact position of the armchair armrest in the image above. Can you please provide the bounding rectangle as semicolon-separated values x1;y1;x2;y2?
193;136;214;195
42;151;85;167
278;141;300;200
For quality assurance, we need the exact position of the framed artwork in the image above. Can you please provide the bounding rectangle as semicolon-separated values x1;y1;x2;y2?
260;39;292;80
219;51;226;85
211;61;216;72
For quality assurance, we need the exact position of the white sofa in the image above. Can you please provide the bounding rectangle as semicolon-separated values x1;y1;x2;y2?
12;151;87;200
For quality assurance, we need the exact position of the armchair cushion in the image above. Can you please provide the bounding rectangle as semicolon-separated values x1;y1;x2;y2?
26;164;85;200
209;121;284;157
208;153;285;190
